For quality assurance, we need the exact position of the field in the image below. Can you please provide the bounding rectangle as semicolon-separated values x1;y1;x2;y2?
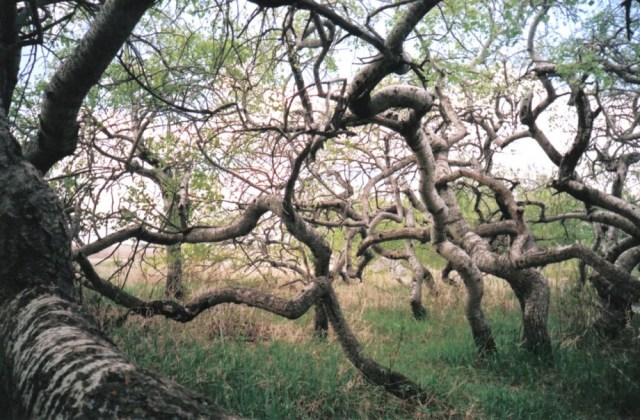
87;262;640;419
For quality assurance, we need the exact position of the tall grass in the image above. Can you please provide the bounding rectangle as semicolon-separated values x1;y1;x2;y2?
97;268;640;419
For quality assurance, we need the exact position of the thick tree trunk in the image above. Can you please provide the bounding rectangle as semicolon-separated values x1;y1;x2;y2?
520;283;552;356
0;286;231;418
437;243;496;354
0;110;231;416
505;269;552;356
590;274;633;338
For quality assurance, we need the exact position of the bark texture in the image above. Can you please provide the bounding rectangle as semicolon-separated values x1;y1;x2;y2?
499;267;552;355
166;243;185;298
0;50;233;417
0;287;232;418
0;115;75;301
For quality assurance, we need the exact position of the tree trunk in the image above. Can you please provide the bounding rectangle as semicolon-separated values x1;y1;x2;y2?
401;191;429;320
314;304;329;338
407;249;428;320
409;274;427;320
520;284;552;356
0;286;231;418
463;280;496;355
506;269;552;356
437;242;496;354
594;300;630;339
0;115;231;416
590;274;633;338
161;188;186;299
166;243;185;299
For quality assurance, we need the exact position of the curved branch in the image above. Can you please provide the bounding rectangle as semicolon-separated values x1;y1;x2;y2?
319;286;432;402
357;227;431;256
248;0;385;51
346;1;440;118
552;178;640;227
535;210;640;239
78;254;328;322
24;0;155;174
79;254;433;403
513;244;640;297
559;87;594;179
75;195;282;256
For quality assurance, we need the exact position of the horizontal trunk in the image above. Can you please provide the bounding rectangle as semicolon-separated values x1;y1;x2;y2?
0;286;232;418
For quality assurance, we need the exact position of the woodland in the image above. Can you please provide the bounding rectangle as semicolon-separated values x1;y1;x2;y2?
0;0;639;417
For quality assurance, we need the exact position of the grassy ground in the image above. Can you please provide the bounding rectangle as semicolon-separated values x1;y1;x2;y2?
90;267;640;419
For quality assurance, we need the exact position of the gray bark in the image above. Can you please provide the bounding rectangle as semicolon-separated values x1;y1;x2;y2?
439;168;552;356
0;0;449;413
338;0;497;353
404;205;428;320
23;0;155;174
0;111;232;416
0;287;232;418
594;297;630;339
0;0;233;413
495;266;552;355
163;176;188;299
437;241;497;353
166;243;185;298
519;6;640;340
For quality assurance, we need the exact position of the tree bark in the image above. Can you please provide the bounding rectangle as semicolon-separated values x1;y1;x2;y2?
438;242;497;353
594;300;630;339
590;274;635;338
0;118;232;415
402;197;428;320
166;243;185;298
0;286;232;418
0;0;20;113
406;240;428;320
506;269;552;356
23;0;155;174
313;304;329;337
164;191;186;299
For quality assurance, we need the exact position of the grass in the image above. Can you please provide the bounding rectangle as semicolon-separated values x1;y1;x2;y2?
92;268;640;419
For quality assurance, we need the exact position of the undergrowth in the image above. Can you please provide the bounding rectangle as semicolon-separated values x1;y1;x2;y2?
91;270;640;419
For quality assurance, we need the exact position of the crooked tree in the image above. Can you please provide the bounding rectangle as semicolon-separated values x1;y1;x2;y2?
2;0;640;416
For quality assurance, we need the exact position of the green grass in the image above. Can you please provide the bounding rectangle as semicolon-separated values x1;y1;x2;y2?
99;276;640;419
109;319;413;418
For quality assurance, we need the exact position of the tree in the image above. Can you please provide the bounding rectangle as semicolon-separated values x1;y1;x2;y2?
495;0;640;337
0;0;434;414
0;0;236;416
2;0;640;415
